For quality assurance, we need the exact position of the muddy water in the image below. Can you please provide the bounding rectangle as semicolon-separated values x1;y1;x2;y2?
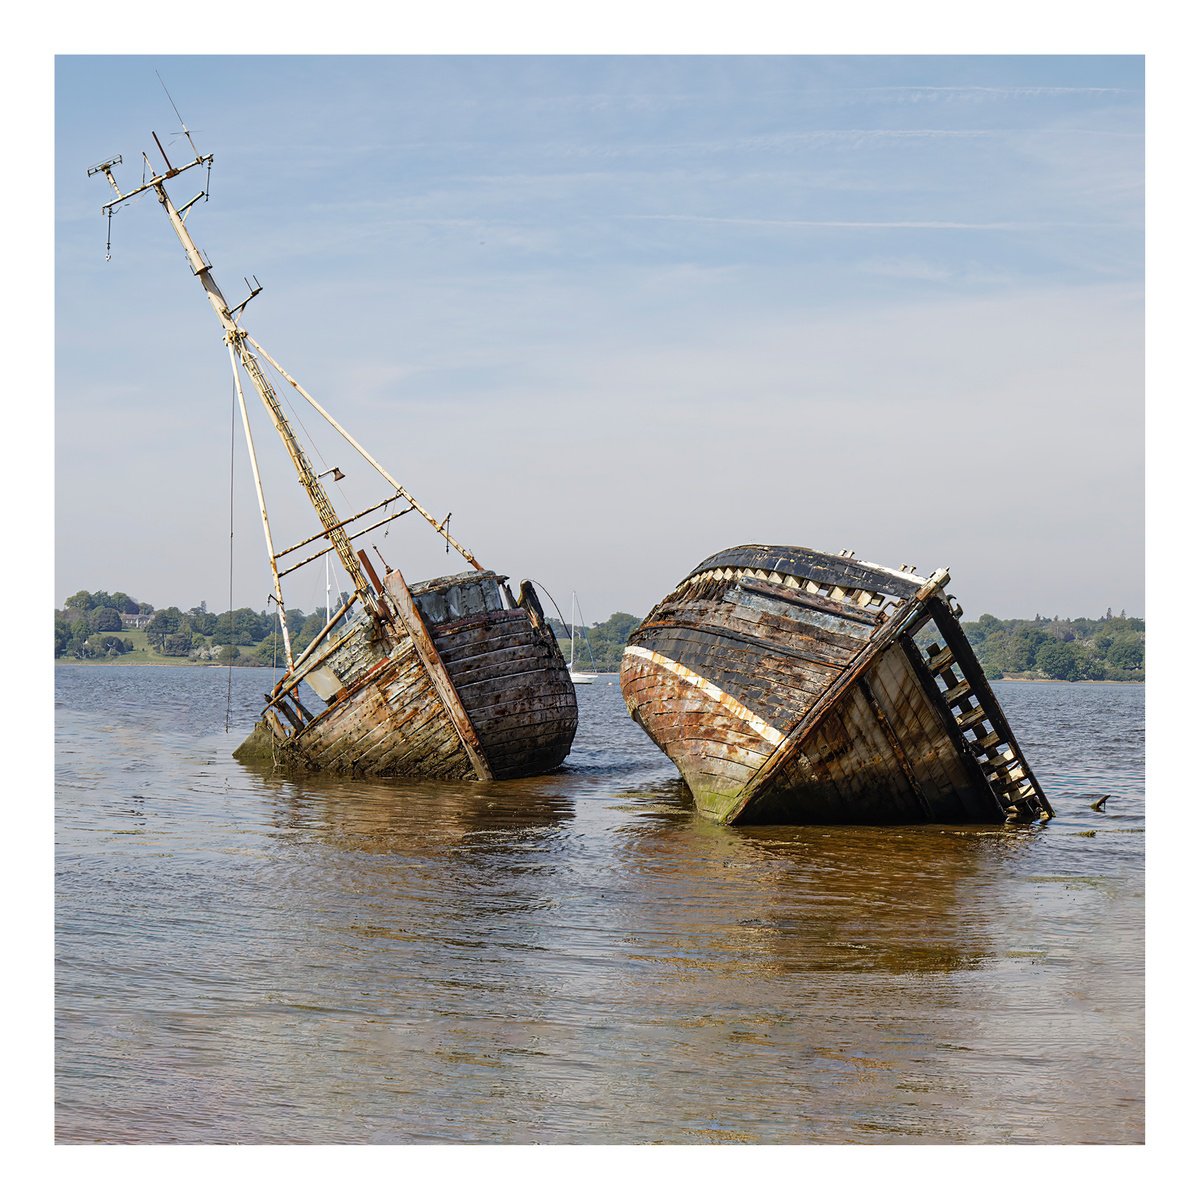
55;667;1143;1143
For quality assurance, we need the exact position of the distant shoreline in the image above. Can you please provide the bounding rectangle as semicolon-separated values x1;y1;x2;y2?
53;659;1141;684
994;674;1144;685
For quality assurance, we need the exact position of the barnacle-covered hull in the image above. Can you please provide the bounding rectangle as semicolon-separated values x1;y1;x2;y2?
236;571;577;781
620;545;1050;825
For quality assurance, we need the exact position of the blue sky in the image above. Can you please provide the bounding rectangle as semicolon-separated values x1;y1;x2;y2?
55;54;1144;622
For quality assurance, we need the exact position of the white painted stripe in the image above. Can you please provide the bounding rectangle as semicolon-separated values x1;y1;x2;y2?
623;645;785;747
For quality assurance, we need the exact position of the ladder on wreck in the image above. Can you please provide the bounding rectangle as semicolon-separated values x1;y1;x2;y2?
913;597;1051;822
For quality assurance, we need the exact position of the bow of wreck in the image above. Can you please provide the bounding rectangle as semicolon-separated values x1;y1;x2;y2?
621;545;1051;825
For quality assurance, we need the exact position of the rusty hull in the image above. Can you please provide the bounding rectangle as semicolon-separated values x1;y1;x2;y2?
620;545;1051;825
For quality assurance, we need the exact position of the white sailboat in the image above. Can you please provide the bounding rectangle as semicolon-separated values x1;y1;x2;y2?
568;592;599;685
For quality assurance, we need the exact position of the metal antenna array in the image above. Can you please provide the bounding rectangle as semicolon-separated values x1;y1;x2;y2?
86;156;124;259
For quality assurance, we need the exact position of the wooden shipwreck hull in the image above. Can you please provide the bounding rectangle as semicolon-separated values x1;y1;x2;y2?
620;545;1051;825
236;569;577;781
89;125;580;787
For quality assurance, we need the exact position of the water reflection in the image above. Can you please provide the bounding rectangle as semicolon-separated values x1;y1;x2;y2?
55;667;1143;1144
242;761;577;850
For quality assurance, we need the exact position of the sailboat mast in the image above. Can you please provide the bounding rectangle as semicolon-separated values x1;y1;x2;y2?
94;141;374;609
154;176;373;604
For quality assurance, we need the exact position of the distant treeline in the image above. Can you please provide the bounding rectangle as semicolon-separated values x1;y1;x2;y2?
55;586;643;671
962;611;1144;682
55;588;1144;682
54;588;347;666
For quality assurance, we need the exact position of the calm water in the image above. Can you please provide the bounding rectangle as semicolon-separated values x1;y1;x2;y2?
55;666;1144;1144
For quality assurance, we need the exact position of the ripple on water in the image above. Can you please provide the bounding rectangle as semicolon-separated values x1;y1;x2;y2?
55;667;1143;1144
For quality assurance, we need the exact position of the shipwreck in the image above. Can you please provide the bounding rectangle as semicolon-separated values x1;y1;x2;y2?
621;545;1052;825
90;129;576;780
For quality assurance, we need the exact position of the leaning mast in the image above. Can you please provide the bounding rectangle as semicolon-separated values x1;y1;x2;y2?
90;138;376;647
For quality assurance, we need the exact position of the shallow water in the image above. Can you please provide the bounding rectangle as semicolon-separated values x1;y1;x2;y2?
54;666;1143;1143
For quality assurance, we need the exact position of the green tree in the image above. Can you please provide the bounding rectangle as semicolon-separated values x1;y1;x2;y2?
90;606;123;633
146;607;183;650
163;630;194;657
998;625;1050;673
188;608;219;637
553;611;643;672
86;634;131;658
217;607;274;646
1035;640;1080;681
249;635;284;667
1108;632;1144;671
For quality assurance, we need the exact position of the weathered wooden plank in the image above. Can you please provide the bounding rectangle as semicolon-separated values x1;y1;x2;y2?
867;646;975;811
642;600;868;661
927;645;956;673
643;614;849;691
685;739;770;772
956;704;987;732
630;624;836;720
941;679;975;708
430;610;539;655
384;566;494;781
444;650;554;690
376;722;473;777
435;627;542;665
737;576;881;626
454;665;571;708
464;688;579;719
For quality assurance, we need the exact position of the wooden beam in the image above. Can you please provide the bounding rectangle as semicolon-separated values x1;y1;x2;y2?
383;565;494;782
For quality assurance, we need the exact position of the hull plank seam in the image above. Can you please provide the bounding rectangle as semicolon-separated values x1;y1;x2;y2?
623;645;785;748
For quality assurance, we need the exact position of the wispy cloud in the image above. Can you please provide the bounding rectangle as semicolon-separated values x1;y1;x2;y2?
851;85;1136;99
622;214;1123;231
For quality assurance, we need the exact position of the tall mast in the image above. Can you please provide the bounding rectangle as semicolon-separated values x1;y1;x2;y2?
91;139;375;609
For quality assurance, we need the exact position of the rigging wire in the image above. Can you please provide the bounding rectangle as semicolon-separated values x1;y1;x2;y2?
571;593;600;673
268;356;330;474
525;580;597;669
225;370;237;732
527;580;570;635
156;70;186;130
264;354;357;520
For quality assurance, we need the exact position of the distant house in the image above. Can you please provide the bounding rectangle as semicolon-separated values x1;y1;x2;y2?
120;612;154;630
